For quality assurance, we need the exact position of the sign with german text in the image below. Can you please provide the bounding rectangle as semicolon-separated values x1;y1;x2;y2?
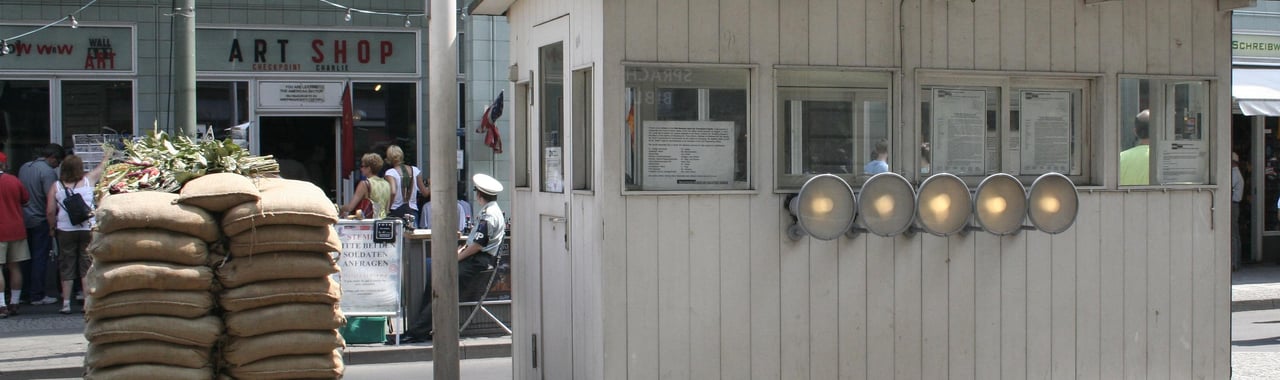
258;81;344;109
0;25;134;72
198;28;418;74
641;120;735;190
335;220;403;316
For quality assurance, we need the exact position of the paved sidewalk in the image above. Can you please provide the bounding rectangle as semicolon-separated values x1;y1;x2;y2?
0;303;510;380
1233;264;1280;312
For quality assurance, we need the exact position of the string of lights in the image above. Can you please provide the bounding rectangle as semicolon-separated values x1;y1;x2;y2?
317;0;426;27
0;0;99;56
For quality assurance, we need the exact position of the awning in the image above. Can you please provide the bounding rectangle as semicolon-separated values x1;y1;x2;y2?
1234;68;1280;116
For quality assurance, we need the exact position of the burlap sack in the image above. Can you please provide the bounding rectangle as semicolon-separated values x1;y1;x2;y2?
228;225;341;256
96;192;220;242
177;173;261;212
226;350;343;380
84;364;214;380
225;303;346;337
86;261;214;298
85;340;212;369
87;230;208;266
221;178;339;236
222;330;346;367
216;251;339;288
86;289;214;319
220;277;341;312
85;315;222;347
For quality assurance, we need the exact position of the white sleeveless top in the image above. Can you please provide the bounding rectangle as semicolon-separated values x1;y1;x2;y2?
54;179;96;231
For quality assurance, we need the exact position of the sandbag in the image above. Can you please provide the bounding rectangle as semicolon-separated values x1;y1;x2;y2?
85;340;212;369
220;277;341;312
222;178;339;236
86;261;214;298
216;251;339;288
88;230;208;266
85;364;214;380
85;315;222;347
225;303;345;337
228;225;341;256
226;350;343;380
178;173;261;212
85;289;214;319
222;330;346;367
96;192;220;242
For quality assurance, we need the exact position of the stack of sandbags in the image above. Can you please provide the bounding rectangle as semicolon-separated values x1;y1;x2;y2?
84;192;226;380
214;178;346;379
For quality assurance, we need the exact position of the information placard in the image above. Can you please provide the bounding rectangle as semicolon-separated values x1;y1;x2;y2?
334;220;403;316
932;88;987;175
1157;141;1208;184
258;81;344;109
1019;90;1073;174
640;120;736;190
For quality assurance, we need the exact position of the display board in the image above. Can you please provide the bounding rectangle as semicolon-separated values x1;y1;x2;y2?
334;219;404;317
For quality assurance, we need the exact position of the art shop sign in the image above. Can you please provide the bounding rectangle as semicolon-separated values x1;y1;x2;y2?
198;28;418;74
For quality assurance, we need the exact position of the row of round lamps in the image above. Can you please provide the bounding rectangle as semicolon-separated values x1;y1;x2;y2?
787;172;1079;241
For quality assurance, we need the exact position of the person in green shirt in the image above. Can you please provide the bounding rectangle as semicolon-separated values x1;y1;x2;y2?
1119;109;1151;186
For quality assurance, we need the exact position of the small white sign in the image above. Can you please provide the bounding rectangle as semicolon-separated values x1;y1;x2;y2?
334;221;402;316
641;120;735;190
1157;140;1207;184
258;81;344;109
544;147;564;192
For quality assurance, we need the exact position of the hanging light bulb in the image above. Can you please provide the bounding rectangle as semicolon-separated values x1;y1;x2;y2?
69;15;78;29
404;16;411;28
344;8;353;22
0;40;10;56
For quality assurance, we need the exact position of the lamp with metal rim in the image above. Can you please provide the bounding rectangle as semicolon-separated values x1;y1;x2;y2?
786;174;858;241
856;172;917;237
973;173;1028;235
914;173;973;236
1026;172;1079;234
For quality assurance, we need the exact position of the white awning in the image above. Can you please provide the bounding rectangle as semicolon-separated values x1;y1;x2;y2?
1234;68;1280;116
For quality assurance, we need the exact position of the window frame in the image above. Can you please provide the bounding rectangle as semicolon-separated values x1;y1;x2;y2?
1117;74;1216;188
917;70;1097;186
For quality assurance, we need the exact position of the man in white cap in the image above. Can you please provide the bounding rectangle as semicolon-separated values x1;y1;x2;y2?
403;173;506;342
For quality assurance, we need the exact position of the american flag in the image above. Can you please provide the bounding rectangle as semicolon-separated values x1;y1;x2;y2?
476;90;504;154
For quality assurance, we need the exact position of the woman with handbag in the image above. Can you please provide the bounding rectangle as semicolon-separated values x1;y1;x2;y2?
383;145;429;226
340;153;394;219
44;152;109;314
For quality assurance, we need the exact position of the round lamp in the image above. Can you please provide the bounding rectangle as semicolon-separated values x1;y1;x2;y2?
915;173;973;236
857;172;916;237
790;174;858;240
973;173;1028;235
1027;172;1079;234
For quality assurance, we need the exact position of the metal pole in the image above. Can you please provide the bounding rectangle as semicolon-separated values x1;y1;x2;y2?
428;0;460;377
173;0;196;138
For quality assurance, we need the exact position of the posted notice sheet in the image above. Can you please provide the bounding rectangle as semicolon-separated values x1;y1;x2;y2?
641;120;735;190
932;88;987;175
1019;90;1073;174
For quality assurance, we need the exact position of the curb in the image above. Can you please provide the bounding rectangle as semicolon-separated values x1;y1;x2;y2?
1233;298;1280;312
1;341;512;380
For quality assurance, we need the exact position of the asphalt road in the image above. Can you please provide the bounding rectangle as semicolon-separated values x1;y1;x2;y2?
1234;308;1280;379
344;357;513;380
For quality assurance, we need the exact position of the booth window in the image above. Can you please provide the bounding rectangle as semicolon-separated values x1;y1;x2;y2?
1119;77;1210;186
514;81;530;188
624;65;750;191
920;74;1091;184
572;67;594;191
540;42;565;193
61;80;133;169
776;69;891;190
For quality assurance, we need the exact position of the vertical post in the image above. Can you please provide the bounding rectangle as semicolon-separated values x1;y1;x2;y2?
173;0;197;138
1253;115;1264;262
428;0;461;378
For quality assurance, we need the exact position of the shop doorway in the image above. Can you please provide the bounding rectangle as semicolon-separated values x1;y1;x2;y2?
258;116;338;200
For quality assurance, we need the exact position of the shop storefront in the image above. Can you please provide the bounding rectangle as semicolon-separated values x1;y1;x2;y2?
1232;31;1280;263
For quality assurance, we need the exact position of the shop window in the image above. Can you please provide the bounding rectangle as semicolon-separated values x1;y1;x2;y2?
0;80;51;168
196;81;249;146
1119;77;1210;186
62;80;132;169
353;82;420;164
540;42;565;193
624;65;751;191
572;67;593;191
920;74;1091;184
776;69;892;190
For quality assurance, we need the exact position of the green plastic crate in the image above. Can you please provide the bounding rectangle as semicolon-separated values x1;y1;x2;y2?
340;316;388;344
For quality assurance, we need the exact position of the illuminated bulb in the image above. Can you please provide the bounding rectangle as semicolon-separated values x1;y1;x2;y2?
809;196;834;216
344;9;353;22
404;16;412;28
70;15;78;29
1038;196;1061;214
873;194;895;217
927;193;951;217
0;41;9;56
374;84;382;92
983;196;1007;215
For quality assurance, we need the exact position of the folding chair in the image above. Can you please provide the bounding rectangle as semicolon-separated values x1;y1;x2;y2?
459;245;512;335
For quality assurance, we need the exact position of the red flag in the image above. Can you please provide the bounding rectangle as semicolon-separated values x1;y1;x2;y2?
475;91;504;154
341;84;355;178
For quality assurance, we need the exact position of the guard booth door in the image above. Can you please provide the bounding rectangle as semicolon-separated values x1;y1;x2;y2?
258;116;340;201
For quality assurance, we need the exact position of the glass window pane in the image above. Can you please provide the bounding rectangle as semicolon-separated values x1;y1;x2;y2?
1010;88;1082;176
776;70;891;190
1119;78;1210;186
353;82;419;164
0;80;51;168
921;86;999;177
539;42;564;193
62;81;132;168
514;82;530;188
572;68;593;191
196;81;249;146
625;66;751;191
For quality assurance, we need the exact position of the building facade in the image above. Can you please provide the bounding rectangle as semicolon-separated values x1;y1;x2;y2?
482;0;1238;379
1232;2;1280;263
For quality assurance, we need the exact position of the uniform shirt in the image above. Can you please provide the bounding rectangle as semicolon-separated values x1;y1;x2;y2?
1118;144;1150;186
0;171;30;242
465;201;506;256
18;160;58;228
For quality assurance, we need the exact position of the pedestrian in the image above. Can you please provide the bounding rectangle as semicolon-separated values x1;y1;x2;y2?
0;151;32;317
383;145;429;226
339;153;394;219
18;144;64;306
402;173;506;343
46;153;110;314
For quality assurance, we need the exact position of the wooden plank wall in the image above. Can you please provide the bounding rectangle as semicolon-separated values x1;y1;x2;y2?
507;0;1233;379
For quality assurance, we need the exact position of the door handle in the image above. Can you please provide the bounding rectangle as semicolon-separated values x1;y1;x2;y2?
549;217;566;223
